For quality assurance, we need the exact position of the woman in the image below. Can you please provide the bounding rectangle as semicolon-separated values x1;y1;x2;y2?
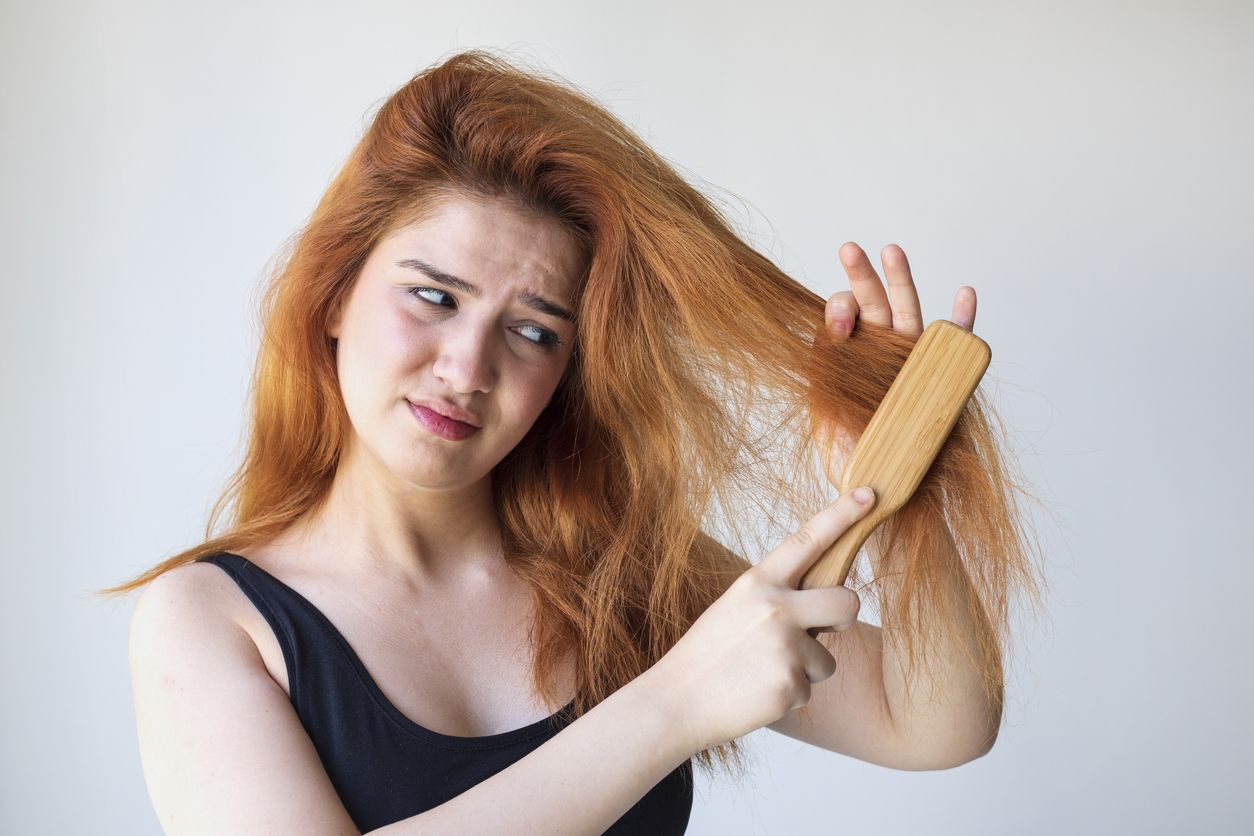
103;49;1045;834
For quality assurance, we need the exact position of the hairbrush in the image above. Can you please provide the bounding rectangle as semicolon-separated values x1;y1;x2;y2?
800;318;990;590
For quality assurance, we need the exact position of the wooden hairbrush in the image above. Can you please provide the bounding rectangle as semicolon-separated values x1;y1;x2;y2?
799;318;991;591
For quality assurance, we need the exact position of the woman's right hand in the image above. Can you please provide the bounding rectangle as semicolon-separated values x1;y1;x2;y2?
643;485;877;752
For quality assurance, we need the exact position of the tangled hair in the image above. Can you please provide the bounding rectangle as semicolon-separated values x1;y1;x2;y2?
99;48;1048;781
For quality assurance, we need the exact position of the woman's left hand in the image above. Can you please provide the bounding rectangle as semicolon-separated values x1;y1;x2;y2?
824;242;977;340
815;243;978;498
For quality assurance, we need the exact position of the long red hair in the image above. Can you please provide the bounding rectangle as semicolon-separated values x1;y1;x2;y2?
99;48;1047;780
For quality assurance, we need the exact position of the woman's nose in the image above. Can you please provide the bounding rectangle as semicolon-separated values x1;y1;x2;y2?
431;324;495;394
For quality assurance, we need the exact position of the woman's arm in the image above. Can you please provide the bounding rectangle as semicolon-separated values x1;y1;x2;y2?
867;520;1003;762
767;521;1001;769
130;564;696;836
801;242;998;766
378;672;690;835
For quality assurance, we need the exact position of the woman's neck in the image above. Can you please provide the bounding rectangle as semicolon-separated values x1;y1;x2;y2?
275;453;507;590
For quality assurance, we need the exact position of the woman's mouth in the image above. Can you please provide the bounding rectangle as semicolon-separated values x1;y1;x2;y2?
407;400;480;441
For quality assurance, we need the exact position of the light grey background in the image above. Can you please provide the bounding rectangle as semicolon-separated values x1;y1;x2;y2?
3;1;1251;833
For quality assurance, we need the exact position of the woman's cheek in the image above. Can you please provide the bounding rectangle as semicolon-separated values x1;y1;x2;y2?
389;311;437;369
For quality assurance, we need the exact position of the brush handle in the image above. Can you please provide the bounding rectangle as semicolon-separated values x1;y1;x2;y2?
799;319;990;592
801;511;886;588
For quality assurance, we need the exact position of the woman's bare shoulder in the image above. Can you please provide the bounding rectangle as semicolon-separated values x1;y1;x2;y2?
127;558;358;832
128;558;262;659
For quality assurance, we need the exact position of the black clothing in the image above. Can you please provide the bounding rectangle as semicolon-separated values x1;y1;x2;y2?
196;552;693;834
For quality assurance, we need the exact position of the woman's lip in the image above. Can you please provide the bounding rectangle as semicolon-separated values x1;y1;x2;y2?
407;401;479;441
410;398;481;427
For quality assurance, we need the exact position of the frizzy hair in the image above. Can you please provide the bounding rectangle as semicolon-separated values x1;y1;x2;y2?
99;48;1048;781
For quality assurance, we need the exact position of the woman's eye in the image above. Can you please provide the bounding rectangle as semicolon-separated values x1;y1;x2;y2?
517;324;563;350
407;287;562;351
408;286;454;307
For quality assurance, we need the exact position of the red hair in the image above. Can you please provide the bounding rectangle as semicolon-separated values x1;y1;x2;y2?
100;48;1047;780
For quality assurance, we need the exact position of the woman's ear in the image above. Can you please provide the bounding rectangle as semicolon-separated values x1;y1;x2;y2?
327;299;342;340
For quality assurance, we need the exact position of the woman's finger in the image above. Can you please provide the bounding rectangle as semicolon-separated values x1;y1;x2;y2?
838;242;894;329
952;285;977;331
755;487;877;590
880;244;924;337
798;632;839;685
789;585;861;634
825;290;859;340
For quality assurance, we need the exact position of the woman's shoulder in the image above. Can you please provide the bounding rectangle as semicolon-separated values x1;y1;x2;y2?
129;544;296;664
127;554;358;833
129;558;254;651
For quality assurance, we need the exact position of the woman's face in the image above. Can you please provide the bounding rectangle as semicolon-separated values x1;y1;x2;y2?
328;192;584;492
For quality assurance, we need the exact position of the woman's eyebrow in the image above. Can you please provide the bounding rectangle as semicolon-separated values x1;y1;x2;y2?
396;257;576;323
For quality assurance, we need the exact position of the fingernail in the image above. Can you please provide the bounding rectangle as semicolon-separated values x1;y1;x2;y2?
853;486;874;504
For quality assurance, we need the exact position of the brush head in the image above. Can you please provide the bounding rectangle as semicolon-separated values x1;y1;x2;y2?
801;318;990;589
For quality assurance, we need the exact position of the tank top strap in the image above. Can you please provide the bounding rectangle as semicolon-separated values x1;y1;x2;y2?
195;551;338;714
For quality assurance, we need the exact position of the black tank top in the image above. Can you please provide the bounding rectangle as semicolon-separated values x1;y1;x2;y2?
196;552;693;834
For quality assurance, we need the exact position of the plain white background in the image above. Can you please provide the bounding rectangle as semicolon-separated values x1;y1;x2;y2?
3;1;1251;833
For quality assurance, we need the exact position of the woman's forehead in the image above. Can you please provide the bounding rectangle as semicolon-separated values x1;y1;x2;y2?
379;196;584;299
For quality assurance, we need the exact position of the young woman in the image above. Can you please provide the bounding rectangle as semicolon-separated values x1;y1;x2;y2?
103;49;1044;835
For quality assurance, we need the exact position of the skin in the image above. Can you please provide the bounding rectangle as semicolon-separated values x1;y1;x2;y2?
825;242;977;340
293;191;586;591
